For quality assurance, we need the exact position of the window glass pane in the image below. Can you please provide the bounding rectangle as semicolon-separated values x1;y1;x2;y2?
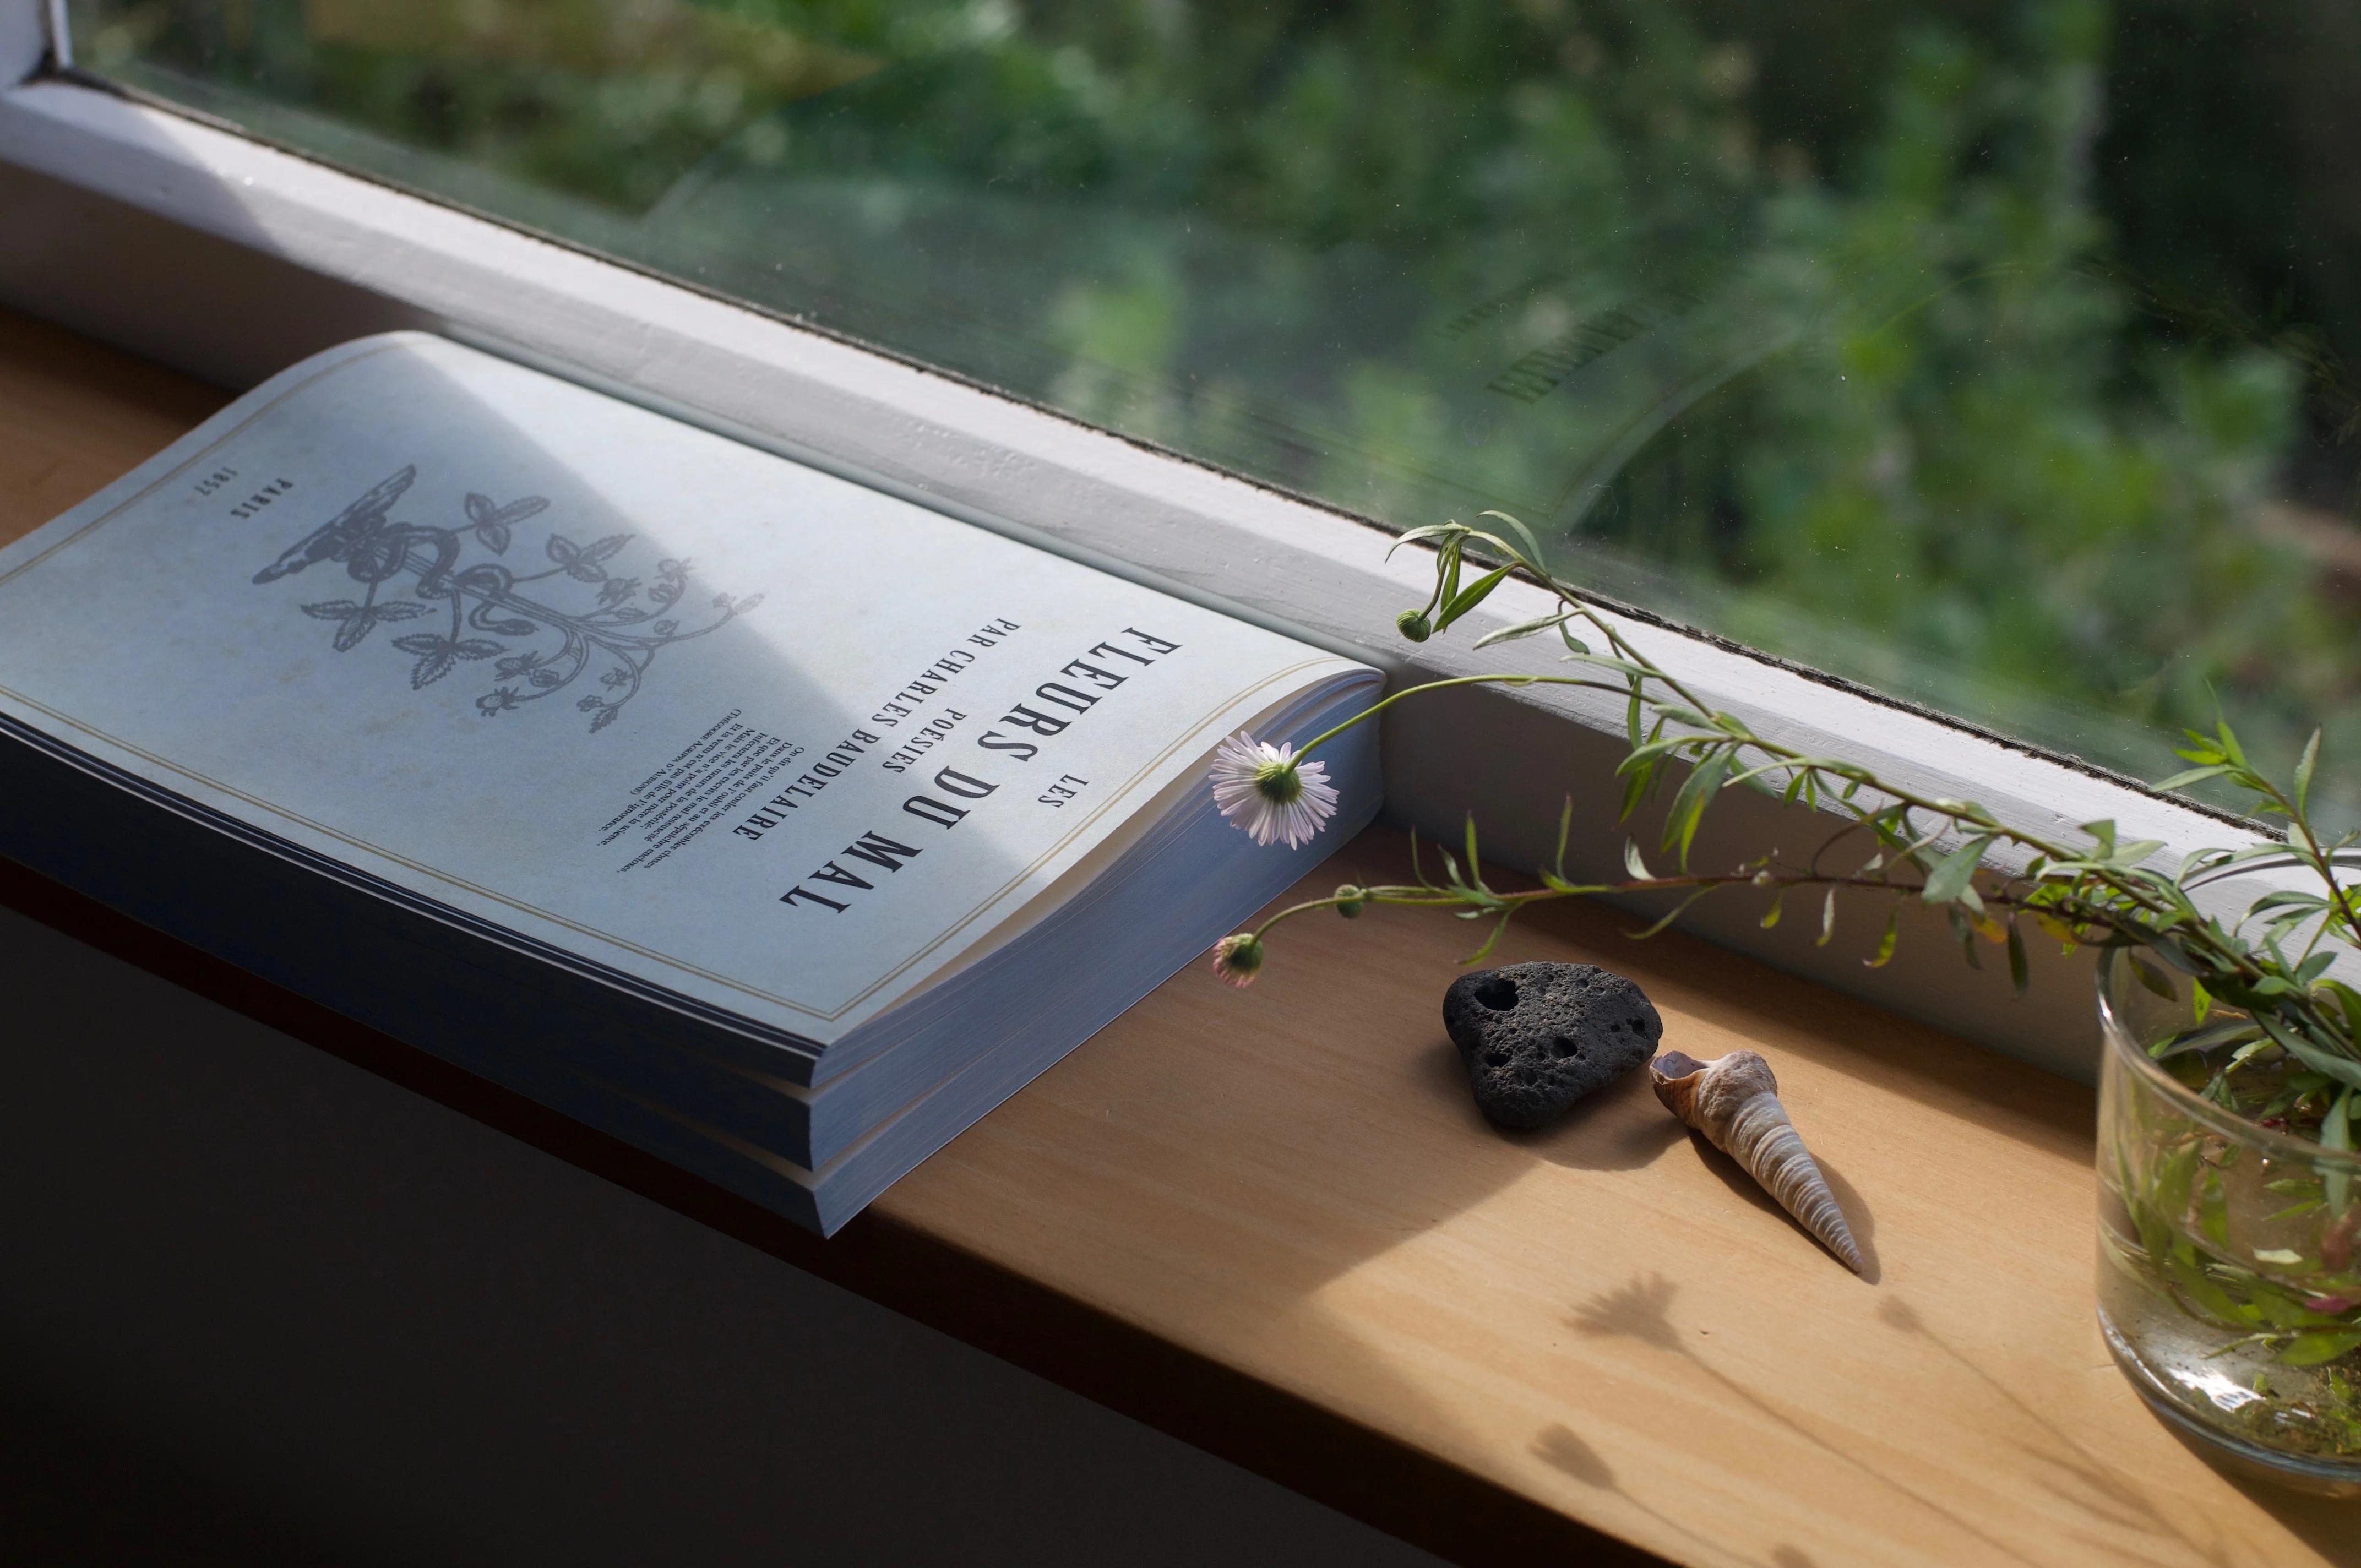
65;0;2361;817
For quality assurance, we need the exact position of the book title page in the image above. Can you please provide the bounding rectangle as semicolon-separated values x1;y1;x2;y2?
0;335;1362;1048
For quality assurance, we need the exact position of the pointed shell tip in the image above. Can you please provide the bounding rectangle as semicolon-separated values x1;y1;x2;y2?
1654;1048;1863;1275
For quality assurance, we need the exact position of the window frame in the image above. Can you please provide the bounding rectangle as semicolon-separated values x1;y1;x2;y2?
2;1;47;79
0;9;2266;1080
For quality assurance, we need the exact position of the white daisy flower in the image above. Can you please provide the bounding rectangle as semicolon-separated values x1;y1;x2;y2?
1208;731;1340;850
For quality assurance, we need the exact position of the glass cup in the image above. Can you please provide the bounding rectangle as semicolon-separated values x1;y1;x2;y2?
2096;949;2361;1495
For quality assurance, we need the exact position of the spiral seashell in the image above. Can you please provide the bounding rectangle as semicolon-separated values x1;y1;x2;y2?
1650;1049;1864;1275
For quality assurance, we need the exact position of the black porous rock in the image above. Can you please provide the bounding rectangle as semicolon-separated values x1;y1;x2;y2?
1443;962;1663;1130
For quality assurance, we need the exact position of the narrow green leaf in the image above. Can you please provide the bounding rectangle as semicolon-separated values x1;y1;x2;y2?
2164;1254;2249;1327
2280;1330;2361;1368
2177;846;2232;883
1948;903;1983;970
1818;889;1837;948
1624;886;1715;941
2156;1143;2200;1227
1661;748;1732;870
1761;890;1785;930
2147;1021;2264;1059
2198;1168;2229;1248
2128;954;2178;1001
1471;609;1570;649
1464;912;1514;967
2152;765;2232;793
1435;563;1514;630
2192;978;2212;1025
1617;734;1705;775
2326;1089;2354;1221
1867;905;1901;968
2263;1200;2326;1223
1920;835;1994;905
1624;839;1651;881
1554;796;1573;878
2253;1015;2361;1095
2245;1279;2341;1329
2249;891;2330;915
2295;728;2321;814
1385;524;1461;554
1474;509;1551;576
2325;980;2361;1043
1618;763;1652;824
2080;819;2119;859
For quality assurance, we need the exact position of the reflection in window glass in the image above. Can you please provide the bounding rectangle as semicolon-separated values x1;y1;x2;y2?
68;0;2361;815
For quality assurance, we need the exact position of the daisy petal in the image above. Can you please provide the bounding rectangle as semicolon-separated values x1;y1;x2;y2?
1206;731;1342;848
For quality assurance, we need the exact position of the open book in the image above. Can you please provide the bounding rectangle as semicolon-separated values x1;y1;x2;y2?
0;334;1380;1233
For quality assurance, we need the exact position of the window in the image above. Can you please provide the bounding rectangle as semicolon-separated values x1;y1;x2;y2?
57;0;2361;827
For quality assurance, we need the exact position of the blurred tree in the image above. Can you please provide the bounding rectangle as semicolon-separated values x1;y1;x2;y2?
72;0;2361;814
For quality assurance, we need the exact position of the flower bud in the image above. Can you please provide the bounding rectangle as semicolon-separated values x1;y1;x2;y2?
1396;608;1432;643
1334;884;1366;918
1211;932;1266;988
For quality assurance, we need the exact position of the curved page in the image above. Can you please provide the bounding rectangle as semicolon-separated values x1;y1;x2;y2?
0;334;1368;1056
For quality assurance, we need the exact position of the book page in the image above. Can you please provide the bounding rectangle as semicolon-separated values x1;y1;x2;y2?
0;334;1367;1050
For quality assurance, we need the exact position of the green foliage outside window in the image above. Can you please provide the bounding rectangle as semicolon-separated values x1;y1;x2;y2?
73;0;2361;821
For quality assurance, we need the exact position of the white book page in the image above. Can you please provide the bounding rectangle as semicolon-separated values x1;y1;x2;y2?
0;334;1364;1050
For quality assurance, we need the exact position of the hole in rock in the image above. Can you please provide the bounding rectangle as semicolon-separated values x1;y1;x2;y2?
1553;1036;1583;1059
1472;975;1519;1011
1484;1050;1509;1068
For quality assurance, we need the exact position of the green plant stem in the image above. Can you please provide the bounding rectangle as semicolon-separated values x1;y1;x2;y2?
1239;515;2361;1084
1248;865;2140;950
1276;535;2311;1018
1289;672;1569;756
1290;655;2246;966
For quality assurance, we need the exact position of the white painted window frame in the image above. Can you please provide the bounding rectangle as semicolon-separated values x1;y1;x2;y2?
0;1;2268;1078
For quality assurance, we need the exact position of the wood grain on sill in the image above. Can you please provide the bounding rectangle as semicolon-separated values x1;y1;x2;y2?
3;306;2353;1567
0;311;227;541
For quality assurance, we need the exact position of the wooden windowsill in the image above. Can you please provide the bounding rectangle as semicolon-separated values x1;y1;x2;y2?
3;308;2353;1566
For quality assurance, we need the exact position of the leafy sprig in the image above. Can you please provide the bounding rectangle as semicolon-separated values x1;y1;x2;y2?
1231;513;2361;1139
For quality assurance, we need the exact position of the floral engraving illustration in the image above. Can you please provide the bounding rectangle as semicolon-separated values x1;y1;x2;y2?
252;466;759;731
